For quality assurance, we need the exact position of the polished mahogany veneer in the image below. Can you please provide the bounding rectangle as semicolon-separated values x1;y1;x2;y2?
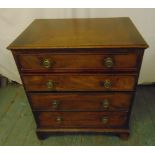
8;18;148;140
29;92;132;111
17;51;139;72
23;74;137;91
37;111;128;128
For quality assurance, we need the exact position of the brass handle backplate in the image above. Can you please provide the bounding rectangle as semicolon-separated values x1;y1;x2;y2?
102;99;109;109
42;58;54;68
52;100;59;108
46;80;55;89
104;80;112;89
104;57;114;68
56;117;62;123
102;117;108;124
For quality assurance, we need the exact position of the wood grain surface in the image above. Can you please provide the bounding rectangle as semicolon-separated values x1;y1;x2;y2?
22;74;137;91
18;51;139;72
36;111;128;128
29;92;132;111
7;18;148;49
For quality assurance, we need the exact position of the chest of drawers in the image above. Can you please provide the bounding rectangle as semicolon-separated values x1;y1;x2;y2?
7;18;148;140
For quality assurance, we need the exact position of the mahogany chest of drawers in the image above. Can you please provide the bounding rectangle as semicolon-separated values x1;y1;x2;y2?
7;18;148;140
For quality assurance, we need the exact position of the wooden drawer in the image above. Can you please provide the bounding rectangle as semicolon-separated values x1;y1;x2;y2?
18;51;139;73
36;111;128;128
29;92;132;111
23;74;136;91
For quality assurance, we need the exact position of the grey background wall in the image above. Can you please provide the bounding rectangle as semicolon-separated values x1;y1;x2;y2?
0;8;154;84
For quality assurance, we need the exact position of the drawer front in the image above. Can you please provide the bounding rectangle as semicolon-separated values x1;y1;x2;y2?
23;74;136;91
18;52;139;72
37;111;128;128
29;92;132;111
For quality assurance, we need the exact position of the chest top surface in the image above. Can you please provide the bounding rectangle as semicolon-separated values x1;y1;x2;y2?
7;17;148;50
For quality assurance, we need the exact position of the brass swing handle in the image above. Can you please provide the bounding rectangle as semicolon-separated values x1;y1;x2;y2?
102;117;108;124
41;58;55;68
103;80;112;89
56;117;63;123
46;80;55;89
51;100;59;108
102;99;110;109
104;57;114;68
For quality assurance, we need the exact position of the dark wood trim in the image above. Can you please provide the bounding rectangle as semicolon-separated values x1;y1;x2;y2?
12;48;143;54
36;128;130;133
126;49;144;127
36;128;130;140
